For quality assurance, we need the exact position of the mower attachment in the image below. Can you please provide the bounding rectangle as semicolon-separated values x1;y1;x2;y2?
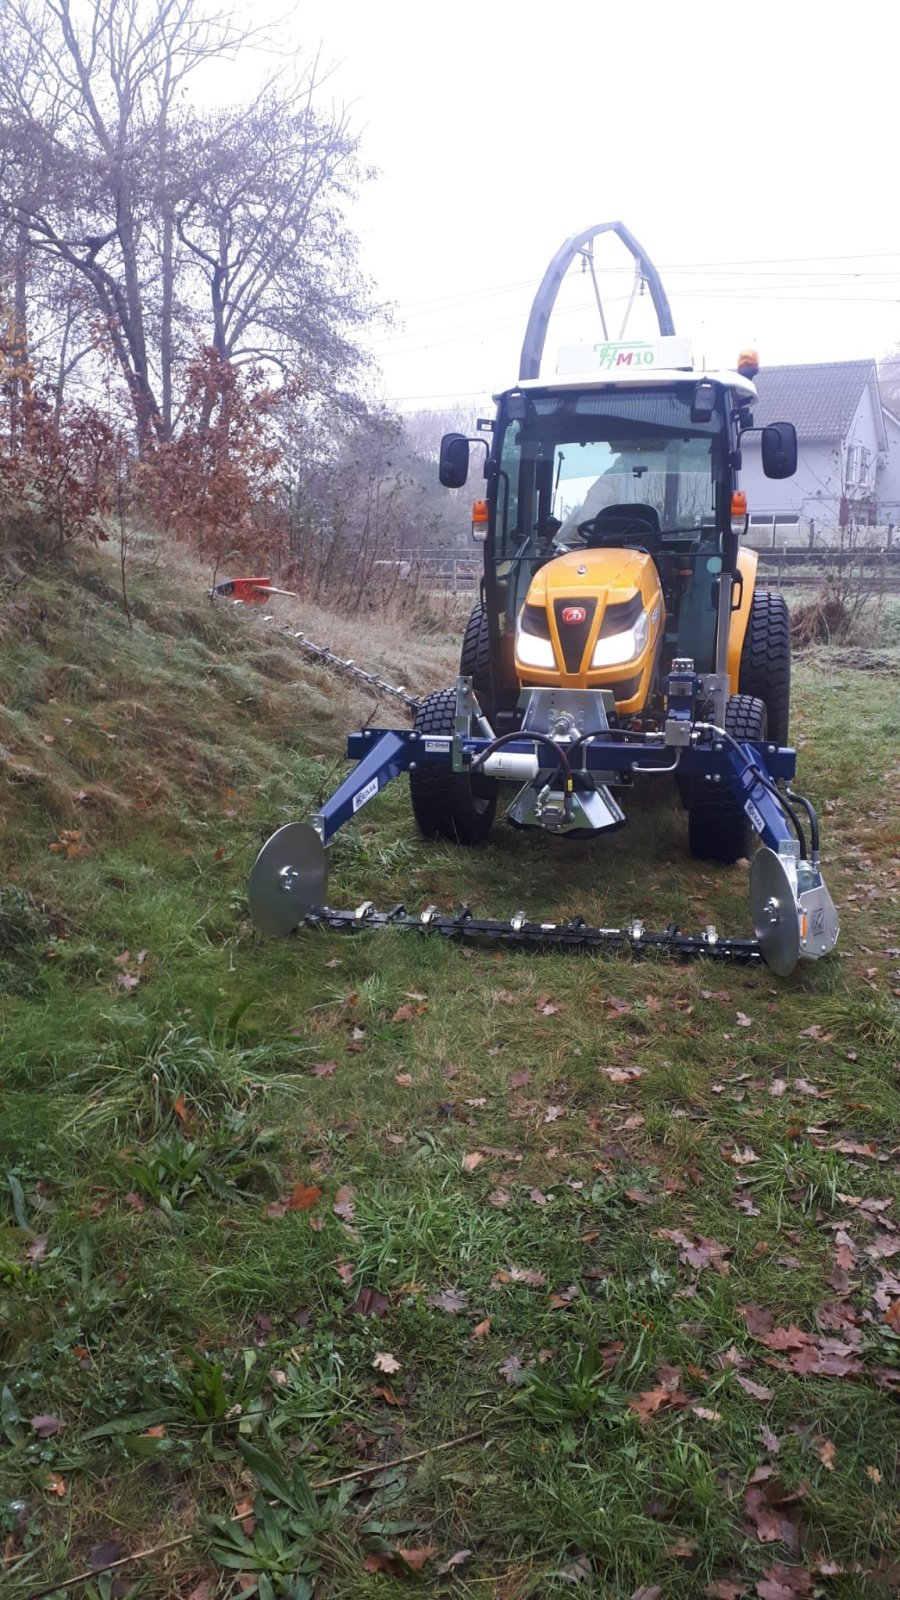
248;676;839;977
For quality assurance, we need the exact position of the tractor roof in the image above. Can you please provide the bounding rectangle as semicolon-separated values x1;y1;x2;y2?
496;337;759;404
496;369;758;402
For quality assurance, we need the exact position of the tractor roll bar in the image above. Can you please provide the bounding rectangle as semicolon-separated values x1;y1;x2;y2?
518;221;676;382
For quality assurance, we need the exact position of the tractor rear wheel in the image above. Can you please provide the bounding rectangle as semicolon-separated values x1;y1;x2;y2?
686;694;767;864
459;602;493;718
739;590;791;745
409;689;497;844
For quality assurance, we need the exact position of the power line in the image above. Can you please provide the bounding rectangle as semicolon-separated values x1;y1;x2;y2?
389;252;900;317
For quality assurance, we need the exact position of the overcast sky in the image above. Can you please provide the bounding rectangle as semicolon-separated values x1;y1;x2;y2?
243;0;898;411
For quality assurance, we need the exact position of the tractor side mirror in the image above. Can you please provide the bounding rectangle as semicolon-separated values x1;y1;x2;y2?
439;433;470;488
761;421;798;480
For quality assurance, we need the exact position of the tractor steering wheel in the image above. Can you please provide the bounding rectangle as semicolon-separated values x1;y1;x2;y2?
576;503;663;550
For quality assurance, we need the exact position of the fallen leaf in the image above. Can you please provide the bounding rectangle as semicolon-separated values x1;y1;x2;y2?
606;995;633;1014
187;1579;216;1600
494;1266;547;1287
543;1104;563;1123
488;1188;510;1208
548;1283;578;1310
438;1549;473;1575
866;1236;900;1262
394;1072;413;1088
498;1353;526;1385
866;1465;882;1484
528;1188;549;1206
31;1414;64;1438
770;1079;787;1097
739;1303;775;1335
603;1066;644;1084
509;1069;532;1089
115;973;140;991
333;1185;356;1222
793;1079;821;1098
172;1093;187;1123
727;1145;760;1166
44;1473;66;1497
141;1424;166;1438
760;1425;781;1454
736;1011;753;1027
755;1563;813;1599
427;1288;468;1314
692;1405;723;1422
494;989;515;1005
372;1351;400;1374
657;1228;730;1274
470;1317;492;1340
25;1236;48;1264
734;1374;775;1402
310;1060;338;1077
391;1005;416;1023
666;1537;699;1557
817;1437;836;1470
371;1384;404;1406
535;994;562;1016
462;1151;484;1172
706;1584;746;1600
286;1183;322;1212
348;1287;389;1316
629;1385;688;1420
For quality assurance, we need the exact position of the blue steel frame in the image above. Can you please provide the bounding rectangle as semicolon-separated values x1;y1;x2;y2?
314;725;800;854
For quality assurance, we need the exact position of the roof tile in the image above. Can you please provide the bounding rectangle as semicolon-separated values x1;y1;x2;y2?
752;360;874;440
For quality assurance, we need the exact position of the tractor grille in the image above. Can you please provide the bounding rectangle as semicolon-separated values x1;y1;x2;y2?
553;598;597;673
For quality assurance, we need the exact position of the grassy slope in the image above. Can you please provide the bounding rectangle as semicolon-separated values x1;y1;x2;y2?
1;544;899;1599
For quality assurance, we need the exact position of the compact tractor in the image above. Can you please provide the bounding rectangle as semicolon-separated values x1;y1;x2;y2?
248;223;839;976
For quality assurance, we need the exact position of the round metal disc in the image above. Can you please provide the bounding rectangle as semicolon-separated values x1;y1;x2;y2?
248;823;328;937
750;847;800;977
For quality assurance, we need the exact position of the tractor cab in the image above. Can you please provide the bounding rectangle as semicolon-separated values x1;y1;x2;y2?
442;346;796;737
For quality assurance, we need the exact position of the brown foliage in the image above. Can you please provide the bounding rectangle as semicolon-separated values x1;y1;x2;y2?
138;349;296;573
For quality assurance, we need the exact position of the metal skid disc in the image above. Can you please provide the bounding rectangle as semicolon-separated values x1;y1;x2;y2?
750;847;801;977
248;823;328;937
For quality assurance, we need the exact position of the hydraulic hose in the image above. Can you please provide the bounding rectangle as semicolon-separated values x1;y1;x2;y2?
785;789;821;857
695;723;808;859
471;730;575;821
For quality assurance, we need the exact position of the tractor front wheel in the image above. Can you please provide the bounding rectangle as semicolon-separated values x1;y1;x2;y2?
686;694;767;864
409;689;497;844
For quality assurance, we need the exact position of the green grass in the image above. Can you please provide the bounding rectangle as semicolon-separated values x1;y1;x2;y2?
1;546;899;1598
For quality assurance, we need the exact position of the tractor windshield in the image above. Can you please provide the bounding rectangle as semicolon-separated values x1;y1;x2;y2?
493;387;725;561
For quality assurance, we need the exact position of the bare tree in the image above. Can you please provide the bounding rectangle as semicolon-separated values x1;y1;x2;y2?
0;0;262;447
172;69;372;419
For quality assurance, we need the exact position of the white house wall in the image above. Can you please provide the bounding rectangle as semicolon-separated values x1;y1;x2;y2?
741;374;886;543
741;438;841;526
878;412;900;529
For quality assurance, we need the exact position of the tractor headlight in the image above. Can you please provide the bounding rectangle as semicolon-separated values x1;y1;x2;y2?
591;610;649;668
515;626;557;669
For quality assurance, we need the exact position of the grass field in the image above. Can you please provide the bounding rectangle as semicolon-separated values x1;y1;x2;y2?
2;542;899;1599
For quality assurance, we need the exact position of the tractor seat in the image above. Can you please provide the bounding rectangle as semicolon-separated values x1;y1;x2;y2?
581;503;662;548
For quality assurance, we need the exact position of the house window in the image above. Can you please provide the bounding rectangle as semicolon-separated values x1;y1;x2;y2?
845;445;858;487
858;446;871;489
